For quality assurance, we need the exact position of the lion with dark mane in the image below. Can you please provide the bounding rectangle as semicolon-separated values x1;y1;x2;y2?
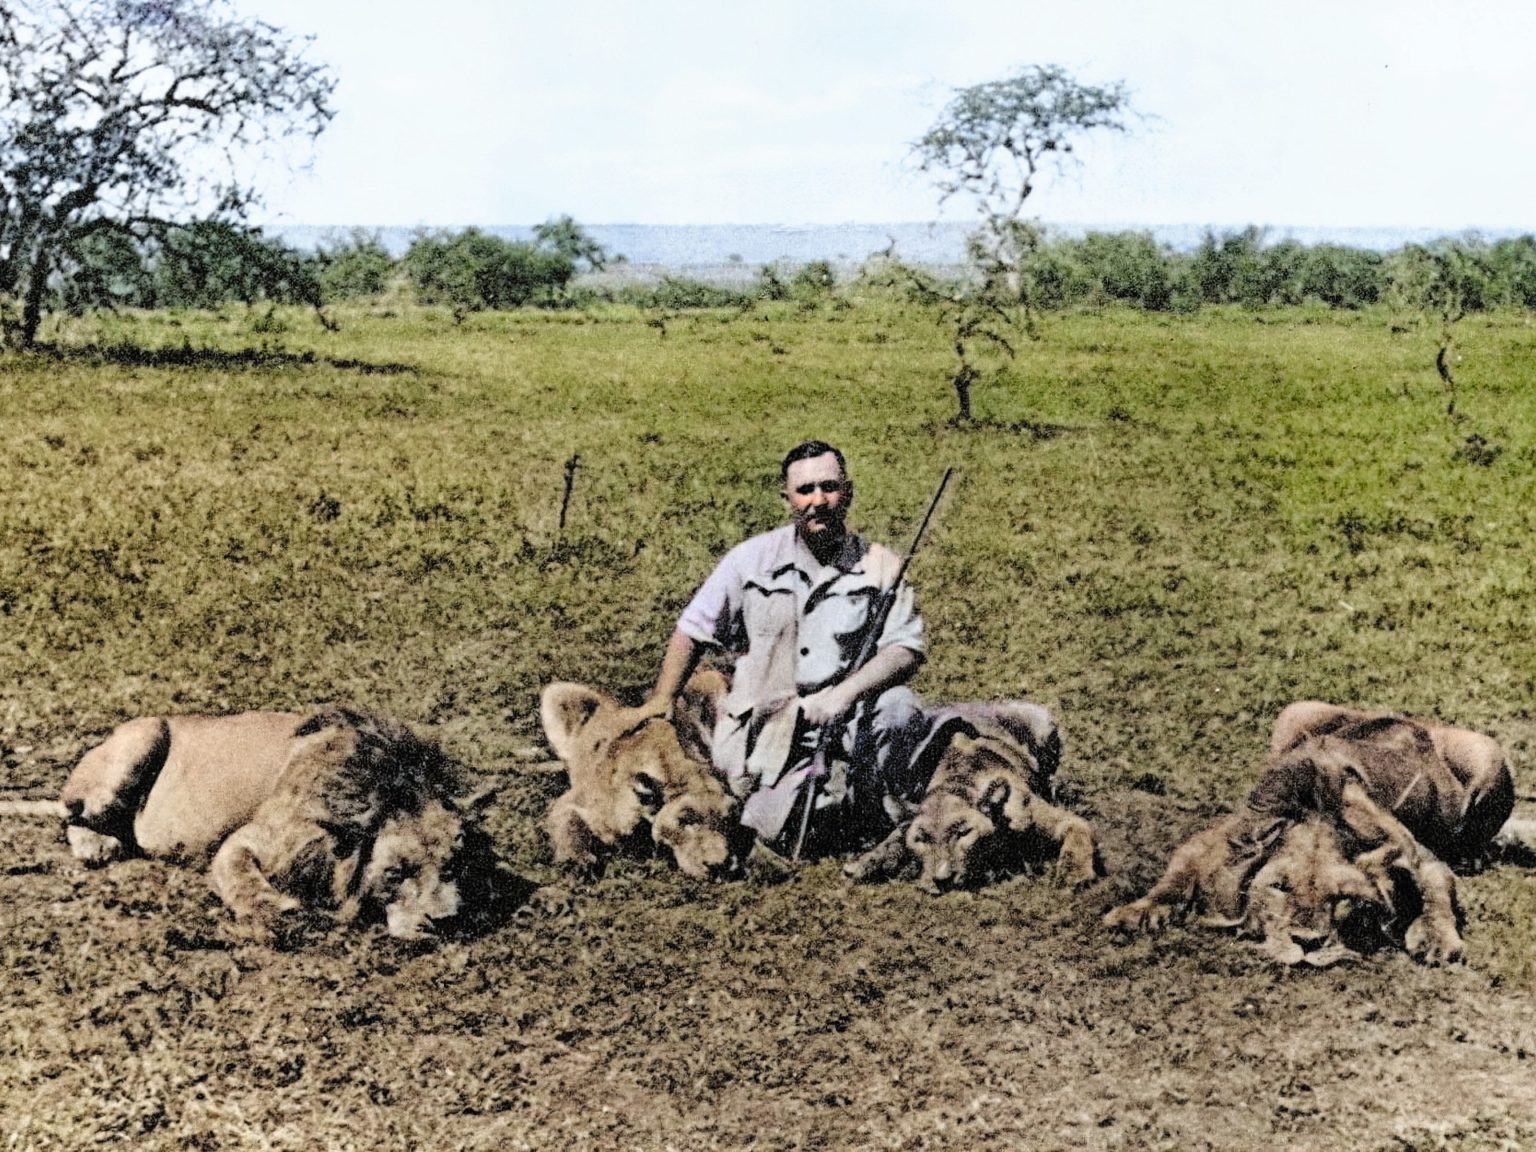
1105;702;1514;965
57;706;497;941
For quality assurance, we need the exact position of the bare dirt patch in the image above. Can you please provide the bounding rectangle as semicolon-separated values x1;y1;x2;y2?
4;774;1533;1151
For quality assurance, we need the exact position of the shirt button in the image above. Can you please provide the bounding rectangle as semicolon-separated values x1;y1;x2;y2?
800;647;810;656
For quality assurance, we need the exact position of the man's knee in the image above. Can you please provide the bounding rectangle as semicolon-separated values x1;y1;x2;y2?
863;688;931;794
869;686;927;742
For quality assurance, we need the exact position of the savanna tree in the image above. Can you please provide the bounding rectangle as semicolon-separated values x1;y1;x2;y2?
1387;239;1495;416
532;214;611;274
912;65;1133;420
0;0;334;347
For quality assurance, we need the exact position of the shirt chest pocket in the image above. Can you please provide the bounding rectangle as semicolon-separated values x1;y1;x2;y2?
800;584;882;667
742;584;798;649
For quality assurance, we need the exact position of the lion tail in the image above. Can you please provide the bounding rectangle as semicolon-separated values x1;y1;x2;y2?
0;798;69;819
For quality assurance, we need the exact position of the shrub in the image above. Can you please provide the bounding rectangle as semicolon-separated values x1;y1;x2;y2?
1385;240;1495;317
790;260;837;299
404;228;574;316
755;264;790;301
615;276;751;310
1484;235;1536;308
1022;243;1091;309
315;229;396;300
150;222;322;310
1073;231;1172;310
1189;227;1267;304
531;215;611;272
1298;245;1384;309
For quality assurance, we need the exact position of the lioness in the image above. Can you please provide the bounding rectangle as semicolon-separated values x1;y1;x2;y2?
540;670;745;879
845;702;1099;893
60;706;495;941
1104;703;1513;965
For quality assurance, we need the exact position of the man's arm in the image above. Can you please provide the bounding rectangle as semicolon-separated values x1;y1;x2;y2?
799;644;920;726
637;628;703;719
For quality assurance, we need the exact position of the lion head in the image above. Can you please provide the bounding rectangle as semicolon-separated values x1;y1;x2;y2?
283;710;498;940
347;797;497;940
540;675;741;879
906;734;1034;893
1236;816;1400;966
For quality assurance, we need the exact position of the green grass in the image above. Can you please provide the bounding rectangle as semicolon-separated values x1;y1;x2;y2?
5;301;1533;797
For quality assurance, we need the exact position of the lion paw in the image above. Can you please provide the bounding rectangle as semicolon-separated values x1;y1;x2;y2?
1057;851;1100;889
1103;899;1169;933
843;851;890;885
1259;935;1307;966
1405;917;1464;966
66;824;124;867
238;894;327;948
744;839;796;883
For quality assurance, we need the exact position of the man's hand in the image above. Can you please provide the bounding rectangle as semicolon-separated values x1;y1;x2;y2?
799;645;920;728
627;629;702;735
614;695;671;733
799;685;855;727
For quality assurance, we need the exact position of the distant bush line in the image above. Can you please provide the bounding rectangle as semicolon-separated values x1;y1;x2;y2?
47;220;1536;318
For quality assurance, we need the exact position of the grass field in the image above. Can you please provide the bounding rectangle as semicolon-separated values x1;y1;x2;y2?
2;299;1535;1149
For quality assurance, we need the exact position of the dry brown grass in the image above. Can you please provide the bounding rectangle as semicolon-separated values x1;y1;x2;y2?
2;301;1534;1149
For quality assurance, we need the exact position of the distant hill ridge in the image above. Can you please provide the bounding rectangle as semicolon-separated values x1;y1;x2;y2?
270;221;1528;270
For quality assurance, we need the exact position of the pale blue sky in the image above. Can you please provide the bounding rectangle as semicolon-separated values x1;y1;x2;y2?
243;0;1536;231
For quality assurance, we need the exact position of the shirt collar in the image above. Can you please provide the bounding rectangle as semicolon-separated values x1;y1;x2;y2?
791;527;868;578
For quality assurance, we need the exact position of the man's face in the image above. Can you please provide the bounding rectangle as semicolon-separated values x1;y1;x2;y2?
783;452;851;543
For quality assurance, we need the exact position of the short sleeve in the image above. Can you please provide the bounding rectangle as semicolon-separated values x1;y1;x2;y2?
876;578;926;657
677;546;747;651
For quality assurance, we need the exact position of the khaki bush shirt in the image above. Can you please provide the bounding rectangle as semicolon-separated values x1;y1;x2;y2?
677;524;925;787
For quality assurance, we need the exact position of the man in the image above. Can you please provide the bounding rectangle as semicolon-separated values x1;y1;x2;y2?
636;440;931;848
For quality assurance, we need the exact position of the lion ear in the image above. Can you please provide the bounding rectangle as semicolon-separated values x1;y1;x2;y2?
975;774;1012;818
540;682;607;760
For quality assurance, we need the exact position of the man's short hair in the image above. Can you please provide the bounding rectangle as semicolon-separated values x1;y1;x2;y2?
780;440;848;482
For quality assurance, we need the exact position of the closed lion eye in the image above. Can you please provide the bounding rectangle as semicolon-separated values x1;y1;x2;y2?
380;860;420;886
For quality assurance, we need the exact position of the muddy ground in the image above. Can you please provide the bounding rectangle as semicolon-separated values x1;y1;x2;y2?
3;746;1534;1152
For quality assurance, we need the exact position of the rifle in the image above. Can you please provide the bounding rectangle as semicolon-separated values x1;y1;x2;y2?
790;466;954;861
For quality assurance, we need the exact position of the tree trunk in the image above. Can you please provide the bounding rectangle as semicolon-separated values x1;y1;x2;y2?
1435;332;1457;416
952;363;977;423
19;244;50;347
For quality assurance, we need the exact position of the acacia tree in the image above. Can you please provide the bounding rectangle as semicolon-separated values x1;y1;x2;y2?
532;214;612;274
912;65;1133;420
1387;239;1494;418
0;0;334;347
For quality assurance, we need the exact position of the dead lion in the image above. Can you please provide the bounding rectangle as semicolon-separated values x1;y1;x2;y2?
844;701;1099;893
1104;703;1514;965
59;706;496;941
539;670;745;879
1266;701;1515;862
